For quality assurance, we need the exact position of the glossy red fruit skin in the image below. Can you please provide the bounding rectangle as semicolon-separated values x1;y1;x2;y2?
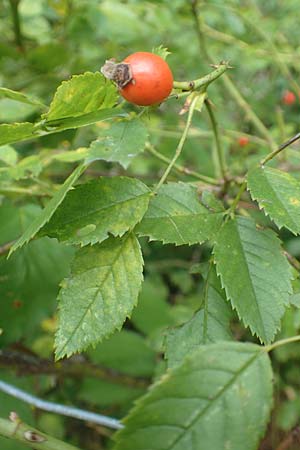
120;52;173;106
238;136;249;147
282;90;296;105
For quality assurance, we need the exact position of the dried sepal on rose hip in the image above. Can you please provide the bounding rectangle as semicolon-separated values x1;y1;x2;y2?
101;52;173;106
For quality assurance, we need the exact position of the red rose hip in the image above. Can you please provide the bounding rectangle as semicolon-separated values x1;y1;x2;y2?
120;52;173;106
238;136;249;147
101;52;173;106
282;90;296;105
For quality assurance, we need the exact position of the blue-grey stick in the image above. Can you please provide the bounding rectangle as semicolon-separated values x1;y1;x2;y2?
0;380;123;430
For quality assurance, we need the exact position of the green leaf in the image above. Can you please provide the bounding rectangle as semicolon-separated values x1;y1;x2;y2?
88;329;156;377
41;177;151;246
51;147;89;163
42;107;125;133
0;87;46;108
55;233;144;359
9;163;86;256
44;72;118;121
201;190;225;212
289;293;300;308
213;216;292;343
0;145;18;166
86;118;148;169
0;74;122;146
0;122;35;146
165;268;233;368
248;166;300;235
0;111;125;146
136;182;224;245
113;342;273;450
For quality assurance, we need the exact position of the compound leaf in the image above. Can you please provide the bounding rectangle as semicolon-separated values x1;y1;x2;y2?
248;166;300;235
136;182;224;245
114;342;273;450
213;216;292;343
41;177;151;246
55;233;143;359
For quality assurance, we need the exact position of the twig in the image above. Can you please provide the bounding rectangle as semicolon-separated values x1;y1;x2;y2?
0;186;48;196
284;251;300;271
201;23;299;65
0;380;123;430
226;181;248;217
191;0;277;150
8;0;24;51
205;99;228;180
261;133;300;165
0;240;16;256
0;349;148;389
232;5;300;98
265;335;300;352
173;62;230;91
154;93;200;193
0;415;81;450
149;126;268;146
275;426;300;450
145;142;220;185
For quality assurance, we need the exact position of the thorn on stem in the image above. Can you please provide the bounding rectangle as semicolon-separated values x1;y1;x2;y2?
9;412;20;423
9;411;22;436
24;430;46;443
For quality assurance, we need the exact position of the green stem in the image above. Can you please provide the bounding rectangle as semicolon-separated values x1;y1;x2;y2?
191;0;277;151
225;132;300;216
237;7;300;98
226;181;247;218
0;241;15;256
154;93;200;193
173;62;230;91
9;0;24;51
202;260;213;344
275;107;286;143
0;417;81;450
205;99;228;180
261;132;300;165
149;126;267;146
220;75;277;150
265;335;300;352
145;142;220;186
0;186;48;196
202;23;299;65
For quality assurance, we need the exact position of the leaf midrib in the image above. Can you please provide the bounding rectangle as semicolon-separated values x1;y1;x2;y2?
56;233;134;357
144;206;223;220
49;192;150;230
224;220;267;341
165;349;262;450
